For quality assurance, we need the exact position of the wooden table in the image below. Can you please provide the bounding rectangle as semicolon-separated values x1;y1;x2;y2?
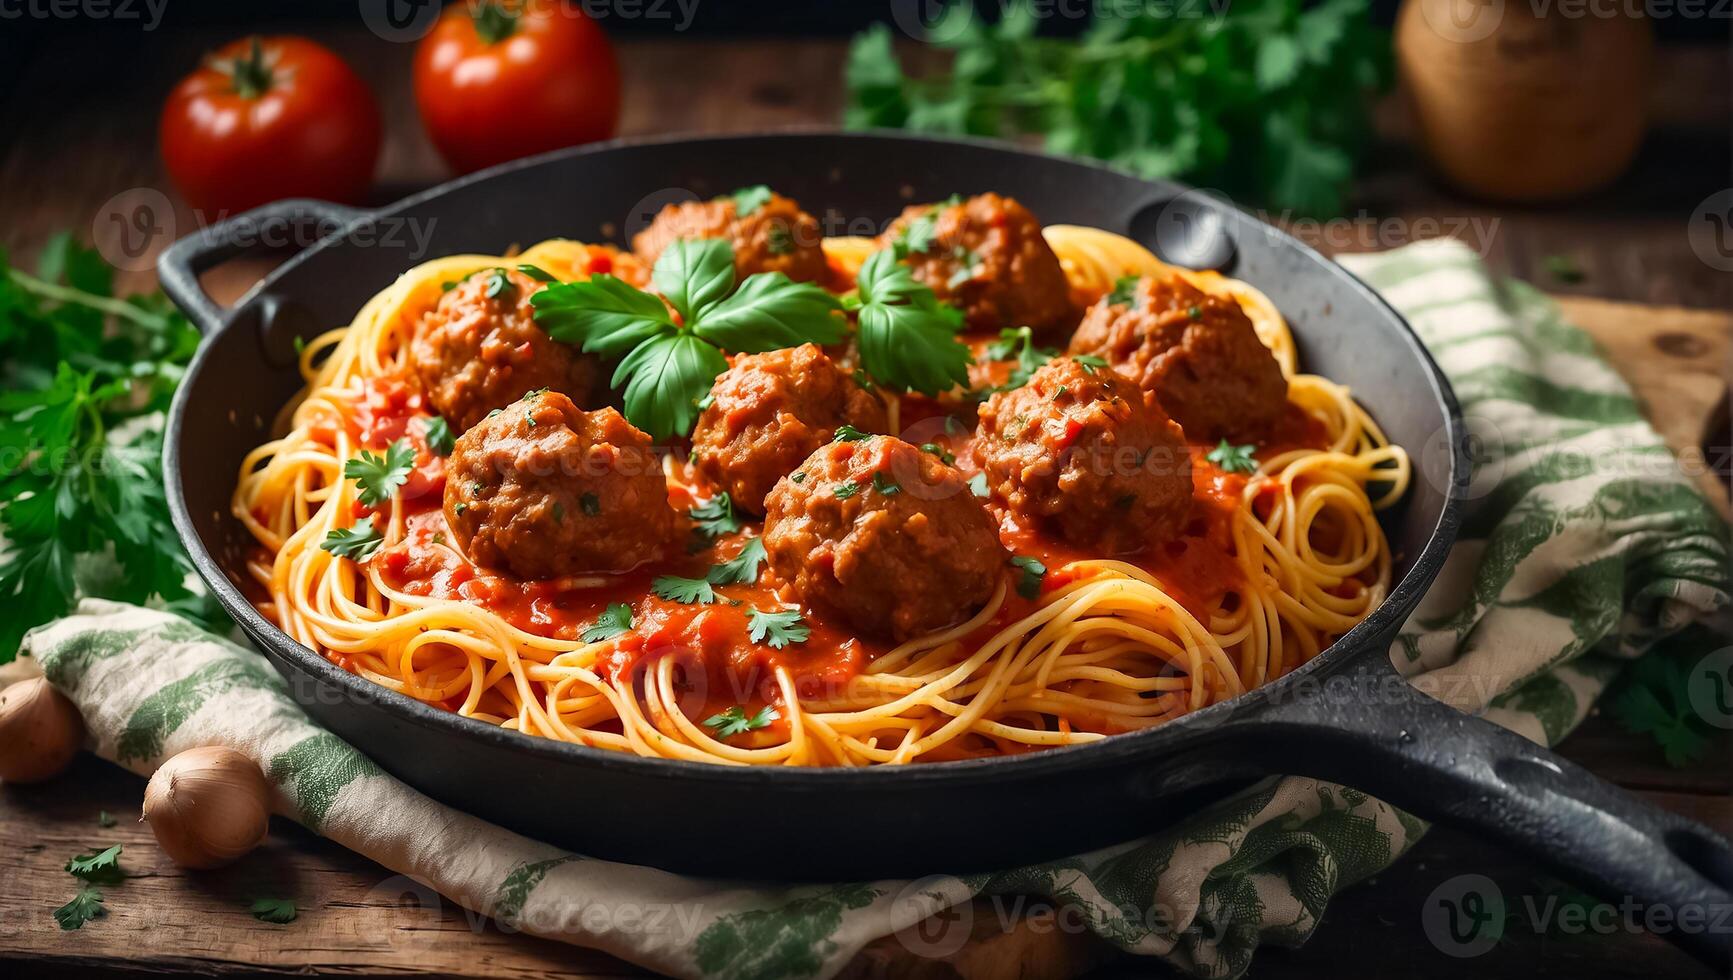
2;29;1729;980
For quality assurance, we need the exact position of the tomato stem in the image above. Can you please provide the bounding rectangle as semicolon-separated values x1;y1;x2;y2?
472;2;519;45
228;37;274;99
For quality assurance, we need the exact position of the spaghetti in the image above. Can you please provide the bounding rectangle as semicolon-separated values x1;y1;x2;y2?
234;228;1408;767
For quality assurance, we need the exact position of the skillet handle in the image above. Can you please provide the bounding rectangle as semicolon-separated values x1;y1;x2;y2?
1250;651;1733;969
156;198;370;334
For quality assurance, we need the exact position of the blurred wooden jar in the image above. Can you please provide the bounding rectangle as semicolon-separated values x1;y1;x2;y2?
1396;0;1653;202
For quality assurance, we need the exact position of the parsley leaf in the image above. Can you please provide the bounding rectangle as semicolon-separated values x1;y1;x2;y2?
421;416;454;456
843;4;1390;217
690;492;743;539
483;268;514;299
321;518;385;562
729;185;775;216
1207;439;1259;474
344;439;415;507
747;608;810;649
65;844;123;883
54;886;105;930
1010;555;1048;599
872;472;900;496
707;537;768;585
981;326;1056;395
653;575;718;605
833;481;862;500
533;240;842;440
832;423;870;442
704;704;780;738
516;263;557;283
968;472;990;498
852;248;972;396
1072;354;1108;374
249;898;298;924
1107;275;1141;306
919;442;956;465
1610;651;1712;768
580;602;634;643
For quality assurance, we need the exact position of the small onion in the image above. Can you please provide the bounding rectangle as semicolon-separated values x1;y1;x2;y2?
0;676;84;784
142;746;272;869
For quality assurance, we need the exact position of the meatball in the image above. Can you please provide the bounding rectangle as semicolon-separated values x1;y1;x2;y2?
1068;272;1287;441
875;193;1073;336
633;191;826;283
692;344;887;513
763;436;1007;642
444;391;677;579
411;267;602;433
977;358;1192;554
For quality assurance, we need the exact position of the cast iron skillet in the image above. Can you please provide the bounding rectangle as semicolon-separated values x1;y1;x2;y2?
160;132;1730;968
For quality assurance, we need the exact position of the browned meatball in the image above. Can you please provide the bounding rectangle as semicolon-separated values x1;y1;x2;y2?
632;191;826;283
444;391;677;579
1068;272;1287;441
691;344;887;514
978;358;1192;554
411;268;602;433
763;436;1007;642
875;193;1073;336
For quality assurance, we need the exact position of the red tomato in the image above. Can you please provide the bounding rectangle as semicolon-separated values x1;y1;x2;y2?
414;1;620;175
159;37;381;216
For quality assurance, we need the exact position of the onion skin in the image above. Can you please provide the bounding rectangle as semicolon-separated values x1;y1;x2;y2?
142;746;272;869
0;677;83;784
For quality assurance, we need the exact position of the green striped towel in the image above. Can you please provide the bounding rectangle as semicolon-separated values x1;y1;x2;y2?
18;239;1728;979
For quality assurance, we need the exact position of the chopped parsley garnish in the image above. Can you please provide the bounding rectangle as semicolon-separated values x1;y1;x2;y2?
1186;305;1202;320
533;239;844;439
747;608;810;649
65;844;123;883
1052;385;1068;400
766;223;794;255
689;492;743;539
249;898;298;924
832;423;870;442
696;391;716;412
729;184;774;216
1107;275;1140;306
872;472;900;496
968;472;990;497
54;886;105;930
791;471;806;483
483;268;513;299
580;492;601;517
421;416;454;456
1010;555;1048;599
946;246;982;289
707;537;767;585
833;480;862;500
653;575;718;605
551;501;565;523
1207;439;1258;474
891;209;940;259
704;704;780;737
515;264;556;283
320;518;384;562
580;602;634;643
344;439;415;506
981;326;1056;395
845;248;973;396
453;502;469;516
852;368;876;391
440;280;458;292
1073;354;1108;374
919;442;955;465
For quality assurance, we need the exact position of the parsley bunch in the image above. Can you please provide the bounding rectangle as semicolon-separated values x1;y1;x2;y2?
531;239;845;440
0;235;218;661
846;0;1390;217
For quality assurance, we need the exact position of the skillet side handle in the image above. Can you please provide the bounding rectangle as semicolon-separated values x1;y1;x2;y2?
1251;652;1733;971
156;198;370;334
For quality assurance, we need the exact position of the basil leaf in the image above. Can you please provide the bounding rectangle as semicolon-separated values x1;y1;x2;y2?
693;272;845;352
531;275;674;357
651;238;736;324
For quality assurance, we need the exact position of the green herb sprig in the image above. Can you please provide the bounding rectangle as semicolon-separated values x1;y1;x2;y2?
846;248;973;396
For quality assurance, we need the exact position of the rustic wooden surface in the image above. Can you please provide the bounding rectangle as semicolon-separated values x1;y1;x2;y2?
0;27;1728;980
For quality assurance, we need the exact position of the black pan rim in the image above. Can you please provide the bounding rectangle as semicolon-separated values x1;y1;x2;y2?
165;127;1469;789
